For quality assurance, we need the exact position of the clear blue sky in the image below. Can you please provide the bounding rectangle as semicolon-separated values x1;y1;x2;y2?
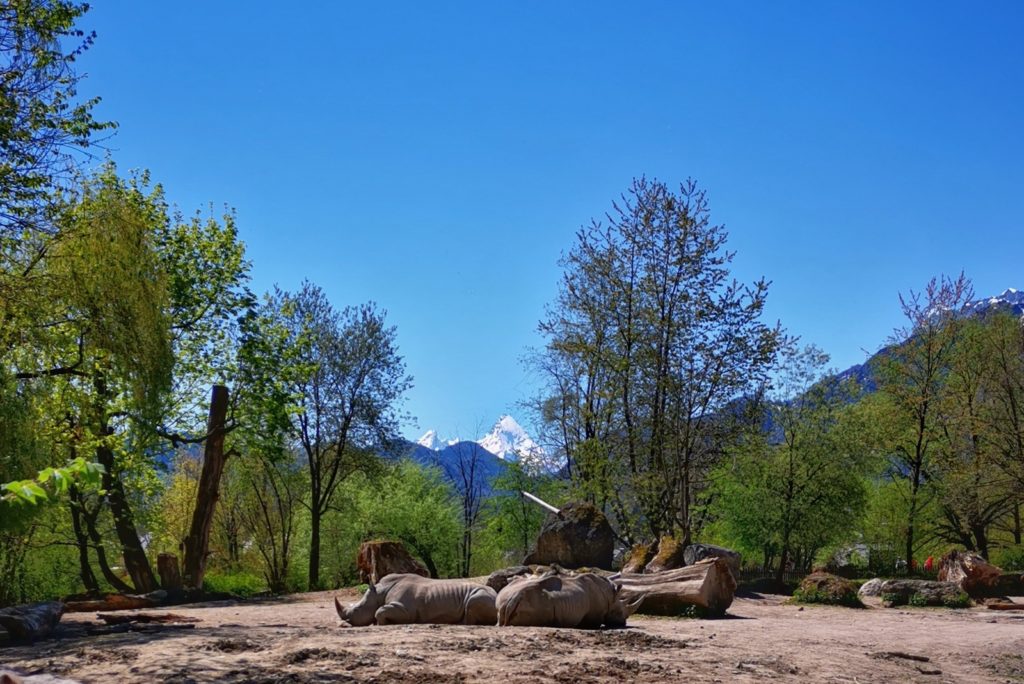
80;2;1023;441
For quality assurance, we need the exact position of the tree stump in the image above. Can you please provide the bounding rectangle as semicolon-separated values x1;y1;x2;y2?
643;536;687;573
158;553;183;590
621;543;655;574
357;540;429;584
617;557;737;617
0;601;64;641
938;549;1003;596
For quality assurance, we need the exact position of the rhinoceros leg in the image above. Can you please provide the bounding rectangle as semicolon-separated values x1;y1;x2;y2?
464;590;498;625
375;601;413;625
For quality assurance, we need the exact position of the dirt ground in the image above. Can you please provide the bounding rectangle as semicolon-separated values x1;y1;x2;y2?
3;589;1024;683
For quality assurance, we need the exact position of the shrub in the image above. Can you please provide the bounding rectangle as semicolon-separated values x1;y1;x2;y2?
792;572;863;608
993;545;1024;571
941;591;971;609
908;592;928;607
881;592;905;606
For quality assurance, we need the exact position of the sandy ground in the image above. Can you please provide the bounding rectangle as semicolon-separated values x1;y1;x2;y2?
2;589;1024;683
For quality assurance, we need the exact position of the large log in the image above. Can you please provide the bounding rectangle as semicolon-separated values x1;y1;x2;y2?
617;557;737;617
63;592;160;613
0;601;64;641
357;540;429;584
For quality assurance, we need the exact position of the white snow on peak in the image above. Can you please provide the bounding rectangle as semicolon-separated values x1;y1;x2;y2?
417;430;447;451
477;415;547;467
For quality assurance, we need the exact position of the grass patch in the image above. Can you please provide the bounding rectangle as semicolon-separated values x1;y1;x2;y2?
203;571;268;597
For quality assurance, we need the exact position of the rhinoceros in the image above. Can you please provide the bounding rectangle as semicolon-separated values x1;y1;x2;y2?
334;573;498;626
496;571;643;628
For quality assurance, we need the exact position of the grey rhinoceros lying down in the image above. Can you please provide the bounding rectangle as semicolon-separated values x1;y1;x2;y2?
496;571;643;628
334;573;498;626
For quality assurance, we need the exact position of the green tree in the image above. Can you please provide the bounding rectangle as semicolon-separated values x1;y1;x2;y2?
714;344;870;579
257;283;412;589
536;177;779;544
874;274;973;569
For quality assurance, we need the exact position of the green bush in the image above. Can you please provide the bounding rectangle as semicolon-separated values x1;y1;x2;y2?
941;591;971;609
993;545;1024;571
908;592;928;607
881;592;904;606
203;571;268;597
792;573;863;607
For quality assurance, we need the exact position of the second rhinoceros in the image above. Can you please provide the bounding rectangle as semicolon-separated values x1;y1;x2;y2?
496;571;643;628
334;573;498;626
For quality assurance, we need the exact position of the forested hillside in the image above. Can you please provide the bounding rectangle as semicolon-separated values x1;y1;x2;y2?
2;2;1022;607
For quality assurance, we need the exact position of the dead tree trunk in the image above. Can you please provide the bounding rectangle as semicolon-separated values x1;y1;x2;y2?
616;557;737;617
158;553;183;590
182;385;230;590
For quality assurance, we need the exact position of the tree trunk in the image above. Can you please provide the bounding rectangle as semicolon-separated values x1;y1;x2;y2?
617;558;737;617
158;553;183;590
95;439;156;593
182;385;230;589
80;496;135;594
68;489;100;594
308;508;321;590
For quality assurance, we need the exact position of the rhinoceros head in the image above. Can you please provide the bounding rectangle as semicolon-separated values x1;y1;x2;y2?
605;585;644;628
335;582;384;627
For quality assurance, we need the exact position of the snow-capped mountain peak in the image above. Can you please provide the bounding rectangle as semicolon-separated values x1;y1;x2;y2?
416;430;449;451
477;415;545;465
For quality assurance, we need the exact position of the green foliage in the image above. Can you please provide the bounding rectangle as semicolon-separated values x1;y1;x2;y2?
908;592;928;607
318;460;461;585
993;545;1024;571
536;177;780;542
941;592;970;609
0;0;114;234
1;457;104;506
713;344;872;574
792;574;863;608
202;571;267;598
881;592;904;606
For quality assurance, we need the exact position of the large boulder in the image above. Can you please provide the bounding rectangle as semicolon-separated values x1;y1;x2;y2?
523;502;615;570
794;572;861;607
683;543;742;580
938;549;1003;596
876;579;968;607
357;540;429;584
857;578;886;598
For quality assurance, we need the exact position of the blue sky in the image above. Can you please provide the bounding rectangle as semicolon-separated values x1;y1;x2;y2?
80;2;1023;441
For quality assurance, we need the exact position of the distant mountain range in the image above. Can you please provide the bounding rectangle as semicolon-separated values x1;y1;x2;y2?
400;415;552;489
836;288;1024;390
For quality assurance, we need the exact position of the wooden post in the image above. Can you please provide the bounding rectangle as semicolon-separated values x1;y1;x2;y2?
182;385;230;590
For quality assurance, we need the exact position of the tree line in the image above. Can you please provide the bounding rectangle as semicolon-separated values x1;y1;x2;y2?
3;2;1023;606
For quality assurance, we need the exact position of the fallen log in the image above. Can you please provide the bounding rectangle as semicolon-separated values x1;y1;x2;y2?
987;602;1024;611
96;612;200;625
616;557;737;617
0;601;64;641
63;592;160;613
